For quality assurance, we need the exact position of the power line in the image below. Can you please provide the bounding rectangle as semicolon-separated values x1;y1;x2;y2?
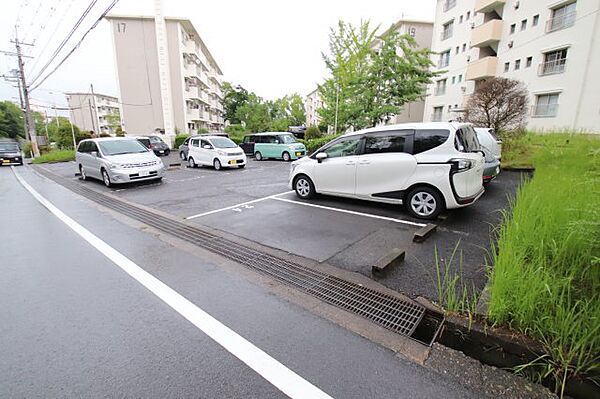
26;0;61;45
29;0;121;92
21;0;46;42
28;0;101;86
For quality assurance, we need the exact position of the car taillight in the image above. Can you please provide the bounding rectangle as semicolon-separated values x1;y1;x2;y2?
450;158;473;172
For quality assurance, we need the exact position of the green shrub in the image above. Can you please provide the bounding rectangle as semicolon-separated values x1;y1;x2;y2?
198;128;209;134
302;134;340;154
174;134;190;148
21;140;32;158
31;149;75;164
305;125;322;140
225;124;248;144
99;133;111;138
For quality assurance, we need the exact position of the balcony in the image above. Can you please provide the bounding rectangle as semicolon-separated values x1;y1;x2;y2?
531;103;558;118
546;11;576;32
434;86;447;96
466;56;498;80
471;19;503;48
442;0;456;12
474;0;505;13
440;26;453;41
538;59;567;76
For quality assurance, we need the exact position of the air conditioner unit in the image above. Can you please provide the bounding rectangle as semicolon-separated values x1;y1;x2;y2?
470;22;475;29
508;40;514;48
514;1;520;9
466;55;471;62
461;86;467;93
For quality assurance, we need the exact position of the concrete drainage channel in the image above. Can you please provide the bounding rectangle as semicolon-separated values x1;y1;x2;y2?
36;167;444;346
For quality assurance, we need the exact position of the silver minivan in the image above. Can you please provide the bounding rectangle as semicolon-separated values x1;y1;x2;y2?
76;138;166;187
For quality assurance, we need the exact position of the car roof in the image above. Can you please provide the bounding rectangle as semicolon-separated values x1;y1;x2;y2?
341;122;472;137
247;132;293;136
82;137;138;142
199;135;233;140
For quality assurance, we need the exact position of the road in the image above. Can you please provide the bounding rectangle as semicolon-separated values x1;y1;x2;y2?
0;165;487;398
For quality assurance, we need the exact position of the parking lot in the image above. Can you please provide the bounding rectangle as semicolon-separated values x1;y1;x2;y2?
37;158;524;301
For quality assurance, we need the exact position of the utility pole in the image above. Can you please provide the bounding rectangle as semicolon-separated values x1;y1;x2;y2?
88;99;96;136
11;29;40;157
90;83;101;135
334;83;340;135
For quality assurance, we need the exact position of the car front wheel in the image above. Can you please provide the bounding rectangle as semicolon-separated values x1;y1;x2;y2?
79;165;87;181
294;175;315;199
282;151;291;162
405;186;443;219
101;169;112;188
255;151;263;161
214;159;222;170
188;157;196;168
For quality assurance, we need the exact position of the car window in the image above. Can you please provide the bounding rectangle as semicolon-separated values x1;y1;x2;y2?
89;142;99;153
363;132;409;154
413;129;450;154
280;134;297;144
200;139;211;148
149;136;163;143
98;140;147;155
321;137;361;158
0;142;19;151
455;126;480;152
77;141;88;153
242;136;250;144
183;138;190;145
138;138;151;148
210;137;237;148
191;139;199;147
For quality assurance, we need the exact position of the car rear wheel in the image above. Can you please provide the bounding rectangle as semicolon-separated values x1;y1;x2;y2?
405;186;443;219
282;151;291;162
180;152;186;160
165;149;170;156
214;159;222;170
79;165;87;181
294;175;315;199
238;164;246;169
101;169;112;188
255;151;263;161
188;157;196;168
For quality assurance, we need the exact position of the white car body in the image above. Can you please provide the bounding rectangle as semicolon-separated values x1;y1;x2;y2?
187;135;247;169
76;137;165;186
289;122;485;219
475;128;502;161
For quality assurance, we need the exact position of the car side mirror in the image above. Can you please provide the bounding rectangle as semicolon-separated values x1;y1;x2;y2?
316;152;328;163
203;145;212;150
91;151;99;158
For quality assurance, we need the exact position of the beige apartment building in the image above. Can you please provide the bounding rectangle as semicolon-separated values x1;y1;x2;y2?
65;92;121;135
107;15;224;146
305;88;323;127
424;0;600;132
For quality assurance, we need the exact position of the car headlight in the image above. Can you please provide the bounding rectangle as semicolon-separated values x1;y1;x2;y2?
217;150;226;156
108;163;120;169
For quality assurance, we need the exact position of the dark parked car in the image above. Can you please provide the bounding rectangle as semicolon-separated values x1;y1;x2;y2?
179;132;228;161
0;139;23;166
137;136;170;156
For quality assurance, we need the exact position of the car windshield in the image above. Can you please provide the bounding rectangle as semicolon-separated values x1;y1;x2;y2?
98;140;148;155
0;143;19;151
455;126;481;152
149;136;163;143
280;135;297;144
210;137;237;149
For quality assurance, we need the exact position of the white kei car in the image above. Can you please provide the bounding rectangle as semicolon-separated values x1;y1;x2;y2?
289;122;485;219
187;135;247;170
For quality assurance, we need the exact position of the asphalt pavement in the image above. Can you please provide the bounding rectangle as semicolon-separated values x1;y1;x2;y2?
1;165;497;398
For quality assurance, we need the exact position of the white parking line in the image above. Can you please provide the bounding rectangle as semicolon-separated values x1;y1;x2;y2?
185;191;292;220
271;197;426;227
11;167;333;399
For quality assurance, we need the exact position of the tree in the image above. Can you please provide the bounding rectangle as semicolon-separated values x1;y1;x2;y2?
105;111;121;134
234;93;271;132
222;82;249;124
0;101;25;139
305;125;322;140
465;77;529;133
318;21;438;132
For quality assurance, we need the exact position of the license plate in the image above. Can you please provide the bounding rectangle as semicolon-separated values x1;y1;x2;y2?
2;159;9;164
230;160;237;165
139;170;150;176
159;150;164;154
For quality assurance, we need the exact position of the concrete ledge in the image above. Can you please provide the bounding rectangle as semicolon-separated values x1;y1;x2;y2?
413;223;437;243
372;248;405;277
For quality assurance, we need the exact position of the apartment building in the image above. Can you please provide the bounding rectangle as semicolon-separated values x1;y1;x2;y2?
305;88;323;127
107;15;225;146
65;92;121;135
424;0;600;132
374;19;434;124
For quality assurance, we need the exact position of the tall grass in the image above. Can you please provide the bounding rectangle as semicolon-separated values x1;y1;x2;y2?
31;149;75;164
487;133;600;396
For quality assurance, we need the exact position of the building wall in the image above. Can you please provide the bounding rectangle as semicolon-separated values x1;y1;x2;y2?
424;0;600;133
166;20;186;134
110;17;164;136
67;93;97;133
305;88;322;127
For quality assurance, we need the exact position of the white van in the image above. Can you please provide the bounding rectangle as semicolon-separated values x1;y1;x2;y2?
289;122;485;219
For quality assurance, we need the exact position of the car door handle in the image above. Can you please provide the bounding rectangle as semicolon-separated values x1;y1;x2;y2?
345;161;356;165
359;160;370;165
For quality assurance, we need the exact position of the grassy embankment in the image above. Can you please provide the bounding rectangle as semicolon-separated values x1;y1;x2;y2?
31;150;75;164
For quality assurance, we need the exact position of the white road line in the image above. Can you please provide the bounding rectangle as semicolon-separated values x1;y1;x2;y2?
11;167;333;399
185;191;292;220
271;197;426;227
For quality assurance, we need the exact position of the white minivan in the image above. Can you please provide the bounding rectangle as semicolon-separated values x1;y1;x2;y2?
187;135;247;170
289;122;485;219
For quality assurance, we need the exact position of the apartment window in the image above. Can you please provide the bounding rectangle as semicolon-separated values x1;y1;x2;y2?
458;74;462;83
504;62;510;72
452;76;456;84
510;24;516;34
432;106;443;122
532;14;540;26
441;21;454;40
521;19;527;31
435;79;447;96
539;48;568;75
466;11;471;20
455;46;460;55
462;43;467;52
514;59;521;70
547;2;577;32
533;93;559;117
448;105;453;112
443;0;457;12
459;15;464;24
526;56;533;67
439;50;451;68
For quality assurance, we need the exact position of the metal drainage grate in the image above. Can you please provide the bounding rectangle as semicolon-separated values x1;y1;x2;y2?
36;167;429;340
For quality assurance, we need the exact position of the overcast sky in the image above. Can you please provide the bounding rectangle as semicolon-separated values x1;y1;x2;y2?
0;0;435;115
